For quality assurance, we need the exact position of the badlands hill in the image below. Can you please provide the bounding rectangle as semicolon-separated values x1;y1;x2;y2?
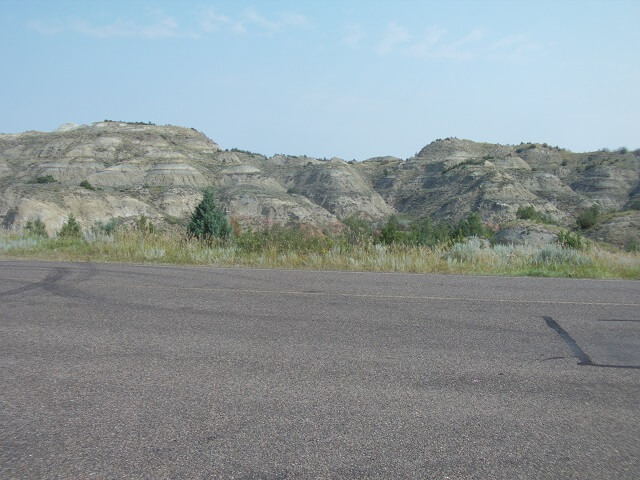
0;121;638;247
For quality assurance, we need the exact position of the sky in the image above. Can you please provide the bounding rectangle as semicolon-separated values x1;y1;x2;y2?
1;0;638;160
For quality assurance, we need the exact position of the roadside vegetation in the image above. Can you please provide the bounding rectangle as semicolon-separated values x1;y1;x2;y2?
576;204;601;230
1;192;638;279
516;205;557;225
29;175;56;184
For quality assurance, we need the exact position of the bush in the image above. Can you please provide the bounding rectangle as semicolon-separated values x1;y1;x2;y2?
136;215;156;235
187;188;231;240
379;215;404;245
164;215;184;226
59;214;82;238
516;205;555;225
286;187;300;195
234;226;334;254
229;148;258;157
104;119;155;125
451;212;488;240
342;216;373;245
33;175;56;184
557;230;584;250
24;218;48;237
92;218;120;235
446;237;485;263
534;244;592;266
515;144;536;154
576;205;601;229
409;216;450;247
629;200;640;211
79;180;95;190
0;237;40;252
377;215;452;247
517;205;542;221
625;237;639;253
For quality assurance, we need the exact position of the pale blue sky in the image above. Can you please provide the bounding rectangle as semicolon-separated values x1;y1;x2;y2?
1;0;638;159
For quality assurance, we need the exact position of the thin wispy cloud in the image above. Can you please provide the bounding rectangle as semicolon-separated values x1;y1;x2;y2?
200;8;237;33
490;33;528;50
26;9;537;62
376;22;410;54
239;8;308;35
406;27;446;57
377;22;539;61
28;8;308;40
243;8;280;32
487;34;540;61
430;28;487;60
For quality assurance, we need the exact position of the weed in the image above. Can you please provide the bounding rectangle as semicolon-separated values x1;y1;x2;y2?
136;215;156;235
516;206;556;225
80;180;95;190
0;237;40;251
229;148;258;157
92;218;121;235
445;237;486;263
31;175;56;184
515;144;536;154
103;119;155;125
24;218;47;237
164;215;185;226
1;222;638;279
534;244;591;266
342;216;373;246
442;158;484;174
625;237;639;253
557;230;584;250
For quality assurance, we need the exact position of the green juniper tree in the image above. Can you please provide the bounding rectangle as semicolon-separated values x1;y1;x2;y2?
59;214;82;238
187;188;232;240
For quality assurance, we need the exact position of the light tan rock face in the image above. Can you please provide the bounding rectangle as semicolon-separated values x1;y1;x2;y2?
0;122;343;232
1;125;638;247
249;155;395;221
355;139;639;230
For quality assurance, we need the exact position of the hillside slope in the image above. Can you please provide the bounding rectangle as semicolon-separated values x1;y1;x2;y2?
1;123;638;247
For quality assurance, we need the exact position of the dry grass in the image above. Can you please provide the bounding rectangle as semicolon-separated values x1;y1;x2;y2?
1;228;639;279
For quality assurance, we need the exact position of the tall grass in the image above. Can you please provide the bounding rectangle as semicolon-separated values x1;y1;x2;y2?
1;228;638;279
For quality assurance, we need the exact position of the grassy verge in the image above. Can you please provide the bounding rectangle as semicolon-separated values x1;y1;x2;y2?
1;229;638;279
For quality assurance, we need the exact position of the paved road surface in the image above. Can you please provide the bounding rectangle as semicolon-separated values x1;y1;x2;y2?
1;260;639;479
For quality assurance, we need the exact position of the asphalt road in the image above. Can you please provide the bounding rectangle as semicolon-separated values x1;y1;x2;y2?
1;260;639;479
